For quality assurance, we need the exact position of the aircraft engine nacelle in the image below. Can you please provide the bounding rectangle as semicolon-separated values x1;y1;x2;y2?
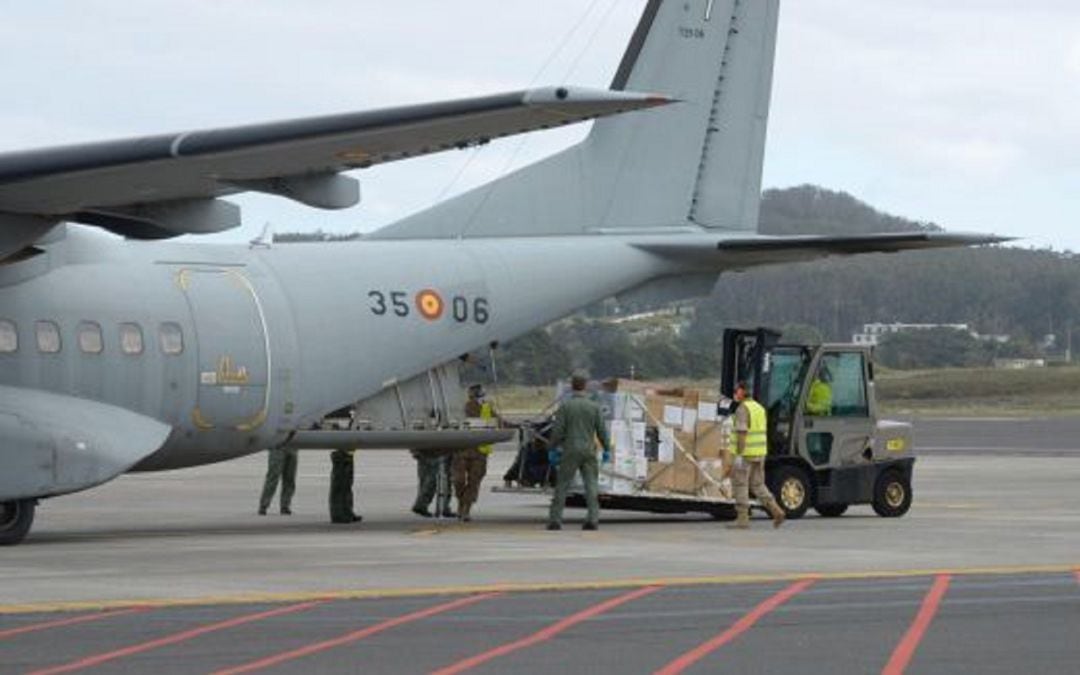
0;386;172;500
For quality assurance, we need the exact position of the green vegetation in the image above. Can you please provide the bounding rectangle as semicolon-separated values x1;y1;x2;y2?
493;368;1080;417
876;366;1080;416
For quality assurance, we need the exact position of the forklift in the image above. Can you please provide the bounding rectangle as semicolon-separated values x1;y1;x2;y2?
721;328;914;519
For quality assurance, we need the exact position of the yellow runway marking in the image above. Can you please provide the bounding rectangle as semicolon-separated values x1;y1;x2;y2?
2;563;1077;616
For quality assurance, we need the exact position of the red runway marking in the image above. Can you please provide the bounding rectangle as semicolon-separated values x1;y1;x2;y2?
27;601;323;675
882;574;952;675
0;608;144;640
433;585;661;675
214;593;500;675
654;578;815;675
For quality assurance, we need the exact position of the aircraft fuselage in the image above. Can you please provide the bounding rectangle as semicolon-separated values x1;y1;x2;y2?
0;226;671;482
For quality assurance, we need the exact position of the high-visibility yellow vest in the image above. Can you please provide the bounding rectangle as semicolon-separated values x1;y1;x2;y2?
740;399;768;458
806;380;832;416
478;402;495;455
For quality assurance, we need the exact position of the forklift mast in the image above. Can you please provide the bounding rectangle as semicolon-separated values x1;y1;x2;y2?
720;328;783;401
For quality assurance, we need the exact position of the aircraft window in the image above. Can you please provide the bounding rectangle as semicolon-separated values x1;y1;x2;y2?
78;321;104;354
35;321;61;353
159;322;183;355
120;323;144;355
0;320;16;353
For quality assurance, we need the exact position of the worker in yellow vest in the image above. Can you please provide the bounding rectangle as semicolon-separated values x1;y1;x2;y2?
730;381;786;529
454;384;501;522
805;365;833;417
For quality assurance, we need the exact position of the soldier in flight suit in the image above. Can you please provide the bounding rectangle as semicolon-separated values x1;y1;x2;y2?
258;448;298;515
547;373;611;531
329;449;362;523
411;450;455;518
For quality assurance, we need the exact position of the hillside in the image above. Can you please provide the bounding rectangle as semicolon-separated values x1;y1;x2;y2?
278;185;1079;382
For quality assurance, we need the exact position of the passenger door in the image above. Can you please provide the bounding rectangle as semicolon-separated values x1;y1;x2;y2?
179;268;270;431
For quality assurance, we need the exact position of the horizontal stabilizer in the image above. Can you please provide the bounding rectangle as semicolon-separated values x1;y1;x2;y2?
0;386;172;500
635;232;1012;271
285;429;515;451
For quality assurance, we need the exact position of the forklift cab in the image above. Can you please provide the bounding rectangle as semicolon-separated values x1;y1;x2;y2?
721;328;914;519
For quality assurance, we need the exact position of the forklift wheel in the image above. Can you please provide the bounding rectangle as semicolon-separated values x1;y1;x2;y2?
771;465;811;520
814;503;848;518
872;470;912;518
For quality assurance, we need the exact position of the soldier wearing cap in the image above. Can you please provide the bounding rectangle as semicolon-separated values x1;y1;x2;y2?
547;372;611;531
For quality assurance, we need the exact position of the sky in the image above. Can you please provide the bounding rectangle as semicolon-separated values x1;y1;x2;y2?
0;0;1076;249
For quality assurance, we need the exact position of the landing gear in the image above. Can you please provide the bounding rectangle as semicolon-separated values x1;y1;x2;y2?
0;499;35;546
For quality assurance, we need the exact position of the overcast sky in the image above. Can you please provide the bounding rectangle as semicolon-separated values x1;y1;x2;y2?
1;1;1076;249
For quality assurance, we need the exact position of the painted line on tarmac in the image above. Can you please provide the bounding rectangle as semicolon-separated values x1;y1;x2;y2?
0;607;144;640
1;563;1077;616
26;600;325;675
654;579;815;674
882;574;951;675
432;586;660;675
212;593;500;675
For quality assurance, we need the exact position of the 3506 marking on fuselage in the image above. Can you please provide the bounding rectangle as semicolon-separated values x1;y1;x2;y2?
367;289;489;324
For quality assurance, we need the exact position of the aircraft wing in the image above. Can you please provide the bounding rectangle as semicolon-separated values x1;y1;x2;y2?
635;232;1011;270
0;87;670;243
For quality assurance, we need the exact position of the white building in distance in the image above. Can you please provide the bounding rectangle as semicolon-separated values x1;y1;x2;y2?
852;322;1009;346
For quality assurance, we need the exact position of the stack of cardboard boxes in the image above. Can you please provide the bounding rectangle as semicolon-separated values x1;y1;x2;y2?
565;380;733;499
638;386;732;498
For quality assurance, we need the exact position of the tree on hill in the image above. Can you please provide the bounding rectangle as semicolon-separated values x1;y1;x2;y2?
876;329;991;369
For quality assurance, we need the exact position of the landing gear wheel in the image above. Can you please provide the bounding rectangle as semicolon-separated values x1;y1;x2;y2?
815;503;848;518
0;499;35;546
770;465;811;520
872;470;912;518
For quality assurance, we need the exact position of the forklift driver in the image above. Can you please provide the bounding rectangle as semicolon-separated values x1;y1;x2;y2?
806;365;833;417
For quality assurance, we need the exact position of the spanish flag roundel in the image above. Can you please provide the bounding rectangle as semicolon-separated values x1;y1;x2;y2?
415;289;444;321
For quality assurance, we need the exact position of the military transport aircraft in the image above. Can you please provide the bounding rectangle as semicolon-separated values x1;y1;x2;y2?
0;0;1002;545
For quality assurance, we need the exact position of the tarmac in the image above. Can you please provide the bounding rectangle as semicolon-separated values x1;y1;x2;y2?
2;416;1079;673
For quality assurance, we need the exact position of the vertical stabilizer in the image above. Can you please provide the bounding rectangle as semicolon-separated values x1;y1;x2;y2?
372;0;781;240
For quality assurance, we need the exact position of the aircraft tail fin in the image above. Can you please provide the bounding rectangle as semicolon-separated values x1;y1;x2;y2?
371;0;781;240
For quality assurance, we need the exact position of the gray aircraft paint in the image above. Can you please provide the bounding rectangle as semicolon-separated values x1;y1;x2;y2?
373;0;779;239
0;0;1004;543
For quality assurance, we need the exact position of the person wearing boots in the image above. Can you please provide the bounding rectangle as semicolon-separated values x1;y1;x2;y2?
453;384;501;522
411;449;455;518
258;447;298;516
329;448;362;524
729;381;786;529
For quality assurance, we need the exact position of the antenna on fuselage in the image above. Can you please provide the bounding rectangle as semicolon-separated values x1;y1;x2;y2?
250;222;274;249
